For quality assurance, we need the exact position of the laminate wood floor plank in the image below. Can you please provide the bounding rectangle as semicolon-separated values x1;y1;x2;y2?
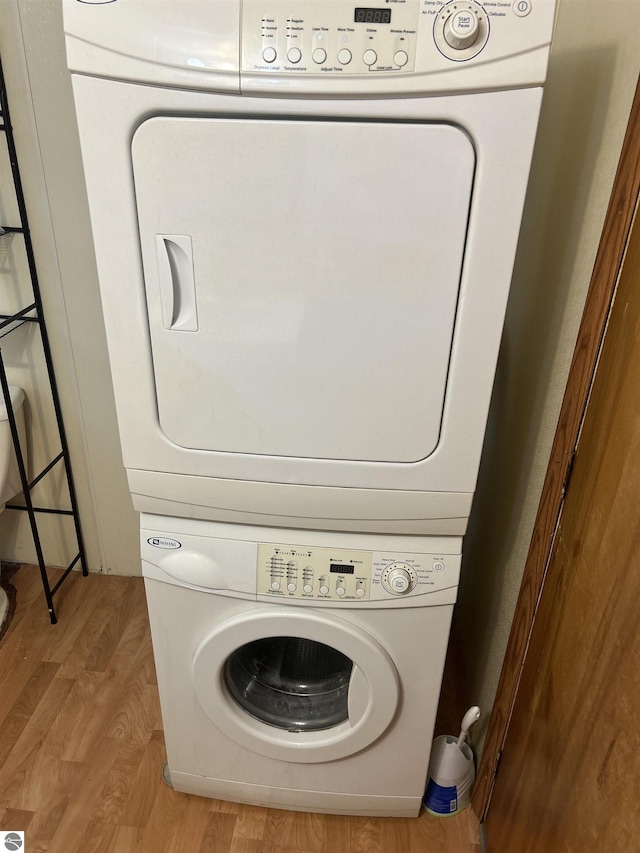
111;824;146;851
0;603;66;725
76;819;120;853
0;567;479;852
58;673;126;763
85;579;144;674
0;807;34;831
320;813;351;853
118;729;167;829
134;760;190;852
102;587;153;682
54;577;134;678
349;816;384;853
0;676;75;808
208;797;241;814
46;736;125;852
231;803;267;841
103;667;161;747
0;661;59;767
381;816;413;852
91;737;152;825
163;796;224;853
9;754;82;853
198;811;238;853
228;840;264;853
263;805;324;852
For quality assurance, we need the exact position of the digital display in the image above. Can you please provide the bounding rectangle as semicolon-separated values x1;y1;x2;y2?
330;564;355;574
354;8;392;24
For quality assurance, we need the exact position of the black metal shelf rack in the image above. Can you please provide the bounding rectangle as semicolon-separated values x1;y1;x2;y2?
0;57;87;624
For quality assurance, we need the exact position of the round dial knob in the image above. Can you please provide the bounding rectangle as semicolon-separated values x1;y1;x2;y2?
382;566;414;595
443;9;480;50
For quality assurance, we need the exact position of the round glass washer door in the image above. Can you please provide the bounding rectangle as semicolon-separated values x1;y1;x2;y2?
224;636;353;733
192;607;399;763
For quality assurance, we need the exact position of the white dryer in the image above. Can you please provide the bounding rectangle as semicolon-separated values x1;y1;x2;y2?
141;515;461;816
63;0;557;536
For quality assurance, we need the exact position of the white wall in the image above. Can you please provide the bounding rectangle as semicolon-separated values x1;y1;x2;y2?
458;0;640;751
0;0;139;573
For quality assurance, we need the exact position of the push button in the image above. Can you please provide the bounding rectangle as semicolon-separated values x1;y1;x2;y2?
514;0;532;16
394;50;409;67
262;46;277;63
313;47;327;64
363;49;377;66
338;48;352;65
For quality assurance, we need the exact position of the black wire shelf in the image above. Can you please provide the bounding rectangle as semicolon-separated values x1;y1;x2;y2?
0;55;88;624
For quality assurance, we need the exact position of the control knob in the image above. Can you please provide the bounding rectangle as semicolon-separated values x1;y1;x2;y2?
443;9;480;51
382;565;415;595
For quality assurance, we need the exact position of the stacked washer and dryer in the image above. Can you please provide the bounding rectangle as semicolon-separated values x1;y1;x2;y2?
64;0;556;817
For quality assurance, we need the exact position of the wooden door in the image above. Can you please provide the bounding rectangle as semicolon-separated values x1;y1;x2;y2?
484;168;640;848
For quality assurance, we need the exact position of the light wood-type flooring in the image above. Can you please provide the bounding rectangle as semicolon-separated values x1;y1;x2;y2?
0;566;480;852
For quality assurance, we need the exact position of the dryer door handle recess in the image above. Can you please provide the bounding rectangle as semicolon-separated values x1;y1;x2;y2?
155;234;198;332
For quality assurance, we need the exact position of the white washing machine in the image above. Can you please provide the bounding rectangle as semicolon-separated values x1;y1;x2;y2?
64;0;557;536
141;515;461;816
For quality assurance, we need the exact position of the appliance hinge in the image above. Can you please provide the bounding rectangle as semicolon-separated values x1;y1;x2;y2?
561;449;577;498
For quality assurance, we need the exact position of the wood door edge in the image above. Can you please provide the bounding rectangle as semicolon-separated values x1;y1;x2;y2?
471;73;640;820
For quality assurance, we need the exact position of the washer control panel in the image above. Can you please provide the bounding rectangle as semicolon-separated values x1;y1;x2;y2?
242;0;420;75
257;543;457;602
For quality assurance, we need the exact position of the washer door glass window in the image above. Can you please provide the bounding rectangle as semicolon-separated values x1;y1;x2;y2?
224;636;353;732
192;608;399;763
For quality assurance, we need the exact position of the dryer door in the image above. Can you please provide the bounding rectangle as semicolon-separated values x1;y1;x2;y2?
132;115;474;464
192;607;399;763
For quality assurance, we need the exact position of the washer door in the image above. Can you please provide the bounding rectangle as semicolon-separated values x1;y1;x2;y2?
192;607;399;763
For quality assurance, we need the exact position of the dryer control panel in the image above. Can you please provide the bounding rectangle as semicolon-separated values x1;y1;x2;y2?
240;0;557;94
243;0;420;75
65;0;557;96
257;542;458;602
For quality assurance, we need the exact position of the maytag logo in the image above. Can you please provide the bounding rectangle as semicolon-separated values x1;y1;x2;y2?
147;537;182;550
